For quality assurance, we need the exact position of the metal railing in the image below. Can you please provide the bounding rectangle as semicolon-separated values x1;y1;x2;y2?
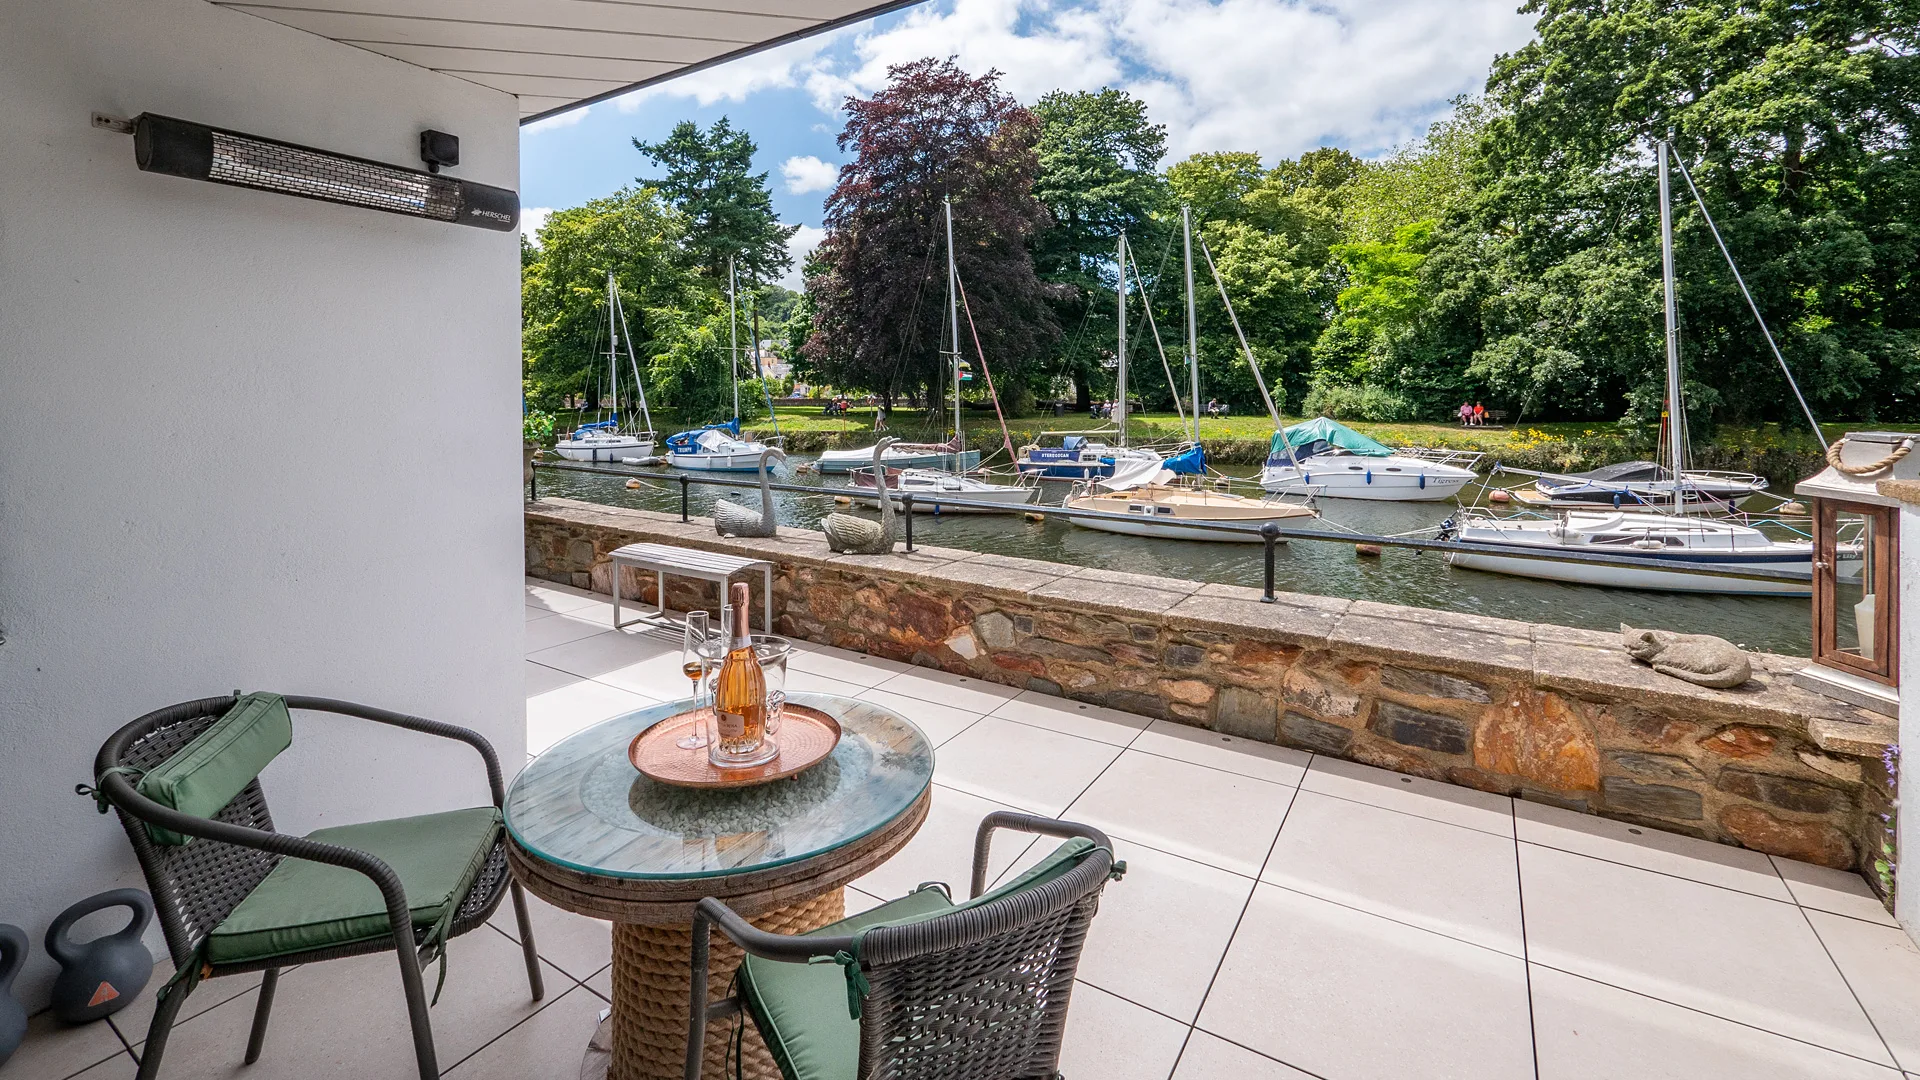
531;461;1814;601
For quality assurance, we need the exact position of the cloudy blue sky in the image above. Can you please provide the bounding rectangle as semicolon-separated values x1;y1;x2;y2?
518;0;1539;288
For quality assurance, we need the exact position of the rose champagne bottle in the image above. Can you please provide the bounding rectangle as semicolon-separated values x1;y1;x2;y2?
711;582;769;761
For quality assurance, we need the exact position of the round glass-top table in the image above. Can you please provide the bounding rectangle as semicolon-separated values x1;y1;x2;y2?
504;692;933;1080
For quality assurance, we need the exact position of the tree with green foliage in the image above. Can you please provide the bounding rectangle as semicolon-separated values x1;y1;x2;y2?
1030;87;1170;408
520;187;701;414
635;117;797;284
1456;0;1920;424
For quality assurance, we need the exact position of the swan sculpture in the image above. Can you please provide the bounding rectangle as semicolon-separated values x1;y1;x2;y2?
712;446;786;538
823;438;899;554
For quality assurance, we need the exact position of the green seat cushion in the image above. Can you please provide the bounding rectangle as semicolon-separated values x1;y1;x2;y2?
739;886;953;1080
136;693;293;846
206;806;502;966
738;838;1102;1080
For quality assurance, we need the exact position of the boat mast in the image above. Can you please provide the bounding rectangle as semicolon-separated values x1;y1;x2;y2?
612;280;654;437
606;269;620;429
1182;205;1199;445
727;255;741;422
1116;233;1128;448
945;198;964;455
1657;140;1688;510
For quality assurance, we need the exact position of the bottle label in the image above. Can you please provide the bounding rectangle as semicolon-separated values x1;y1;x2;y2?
717;710;747;739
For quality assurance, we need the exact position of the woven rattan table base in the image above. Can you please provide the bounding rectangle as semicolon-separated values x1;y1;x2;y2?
581;888;847;1080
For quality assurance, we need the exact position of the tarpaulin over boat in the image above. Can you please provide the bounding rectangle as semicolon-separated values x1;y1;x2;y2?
664;419;741;453
1270;418;1394;461
1162;444;1207;475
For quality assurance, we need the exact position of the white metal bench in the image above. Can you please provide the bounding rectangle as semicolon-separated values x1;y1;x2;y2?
608;542;774;635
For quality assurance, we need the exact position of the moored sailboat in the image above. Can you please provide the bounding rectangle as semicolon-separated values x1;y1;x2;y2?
1442;142;1819;594
555;271;656;462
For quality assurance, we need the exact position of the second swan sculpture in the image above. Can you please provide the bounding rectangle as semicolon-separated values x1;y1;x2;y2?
713;446;786;538
823;438;899;554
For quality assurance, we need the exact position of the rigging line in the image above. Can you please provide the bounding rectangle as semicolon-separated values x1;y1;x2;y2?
1125;241;1186;429
953;272;1019;462
611;282;654;436
1197;232;1284;430
1665;146;1828;450
881;230;943;408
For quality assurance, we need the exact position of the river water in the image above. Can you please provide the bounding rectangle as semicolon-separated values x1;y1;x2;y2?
534;456;1813;656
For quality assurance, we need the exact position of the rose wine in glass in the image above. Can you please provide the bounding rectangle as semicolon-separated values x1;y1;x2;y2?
678;610;711;749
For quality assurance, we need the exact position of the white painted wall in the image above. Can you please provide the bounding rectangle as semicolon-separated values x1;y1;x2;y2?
1898;506;1919;941
0;0;524;1007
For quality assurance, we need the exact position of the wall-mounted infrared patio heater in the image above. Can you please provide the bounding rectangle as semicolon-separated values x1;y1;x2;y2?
106;113;518;231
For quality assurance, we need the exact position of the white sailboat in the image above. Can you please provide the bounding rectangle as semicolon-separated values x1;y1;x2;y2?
555;271;656;462
816;439;981;474
1068;215;1317;542
849;466;1039;513
1260;418;1480;501
666;257;775;472
1443;142;1814;595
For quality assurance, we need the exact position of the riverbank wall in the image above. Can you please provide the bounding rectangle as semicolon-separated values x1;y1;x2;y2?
526;497;1894;887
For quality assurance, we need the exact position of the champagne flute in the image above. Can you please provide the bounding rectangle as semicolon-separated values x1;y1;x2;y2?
678;611;711;749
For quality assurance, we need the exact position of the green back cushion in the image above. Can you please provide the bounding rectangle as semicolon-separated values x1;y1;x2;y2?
737;837;1102;1080
206;806;502;966
136;692;293;846
738;886;954;1080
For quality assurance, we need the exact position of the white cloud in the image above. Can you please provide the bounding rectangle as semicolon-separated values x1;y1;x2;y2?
780;225;826;291
781;155;840;194
523;106;589;133
520;207;553;243
796;0;1533;162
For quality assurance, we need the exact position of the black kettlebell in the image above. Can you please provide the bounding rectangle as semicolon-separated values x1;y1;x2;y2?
45;889;154;1023
0;924;27;1065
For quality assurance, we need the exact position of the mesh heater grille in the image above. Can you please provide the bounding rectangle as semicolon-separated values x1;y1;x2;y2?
209;131;464;220
133;113;518;231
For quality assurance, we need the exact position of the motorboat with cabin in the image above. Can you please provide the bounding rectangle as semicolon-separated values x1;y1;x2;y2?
1260;418;1479;501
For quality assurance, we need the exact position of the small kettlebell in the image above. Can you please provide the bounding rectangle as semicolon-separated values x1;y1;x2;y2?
0;924;28;1066
45;889;154;1023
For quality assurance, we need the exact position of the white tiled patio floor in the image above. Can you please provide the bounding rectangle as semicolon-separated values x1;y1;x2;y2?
28;577;1920;1079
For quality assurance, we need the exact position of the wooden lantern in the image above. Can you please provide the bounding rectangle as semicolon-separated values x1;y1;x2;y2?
1793;432;1917;715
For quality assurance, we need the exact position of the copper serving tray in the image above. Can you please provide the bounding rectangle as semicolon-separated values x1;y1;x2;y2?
627;704;842;789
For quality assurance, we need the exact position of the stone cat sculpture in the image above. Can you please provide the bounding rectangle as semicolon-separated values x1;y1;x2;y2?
1621;624;1752;688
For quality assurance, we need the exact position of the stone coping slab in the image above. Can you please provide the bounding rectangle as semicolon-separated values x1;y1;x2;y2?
527;498;1866;744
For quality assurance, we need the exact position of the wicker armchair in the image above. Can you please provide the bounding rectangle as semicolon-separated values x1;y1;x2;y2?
89;694;543;1080
685;811;1122;1080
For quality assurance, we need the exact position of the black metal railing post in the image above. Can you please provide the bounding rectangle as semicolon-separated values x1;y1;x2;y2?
529;462;537;502
1260;522;1280;603
901;494;915;551
679;474;690;522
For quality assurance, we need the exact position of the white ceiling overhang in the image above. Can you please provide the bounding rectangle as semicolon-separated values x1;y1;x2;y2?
217;0;923;123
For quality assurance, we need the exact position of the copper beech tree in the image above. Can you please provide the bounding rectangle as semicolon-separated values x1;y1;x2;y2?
803;58;1061;413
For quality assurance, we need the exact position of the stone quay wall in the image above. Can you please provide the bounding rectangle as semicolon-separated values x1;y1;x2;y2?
527;498;1896;881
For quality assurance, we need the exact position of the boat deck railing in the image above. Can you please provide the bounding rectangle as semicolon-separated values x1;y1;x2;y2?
531;462;1815;600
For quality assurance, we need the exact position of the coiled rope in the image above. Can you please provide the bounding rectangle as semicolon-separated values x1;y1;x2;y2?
1825;436;1914;476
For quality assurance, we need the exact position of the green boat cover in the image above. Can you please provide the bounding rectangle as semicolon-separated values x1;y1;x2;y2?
1270;417;1394;459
